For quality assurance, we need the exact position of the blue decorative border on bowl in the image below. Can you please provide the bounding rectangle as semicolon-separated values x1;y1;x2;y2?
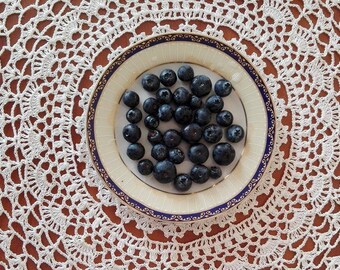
87;33;276;222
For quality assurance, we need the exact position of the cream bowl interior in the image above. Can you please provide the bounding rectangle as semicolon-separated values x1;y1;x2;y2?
114;63;247;194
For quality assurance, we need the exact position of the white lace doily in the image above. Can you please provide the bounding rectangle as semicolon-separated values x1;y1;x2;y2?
1;1;339;269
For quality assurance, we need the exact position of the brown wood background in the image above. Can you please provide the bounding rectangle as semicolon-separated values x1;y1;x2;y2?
1;0;339;269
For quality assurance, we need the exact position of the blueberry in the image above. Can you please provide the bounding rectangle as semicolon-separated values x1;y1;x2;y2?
174;174;192;192
126;108;142;123
203;124;223;143
194;107;211;126
190;165;210;184
181;123;202;144
188;143;209;164
214;79;232;97
159;69;177;87
206;95;224;113
163;129;181;148
151;144;168;161
144;115;159;129
173;87;191;105
210;166;222;179
157;104;173;122
213;143;235;165
122;91;139;108
174;106;193;125
137;159;153;175
168;148;185;164
156;87;172;104
153;160;177;183
216;110;233;127
143;97;159;115
226;124;245;143
147;129;163;145
190;95;202;109
142;74;160;92
122;124;141;143
126;143;145;160
190;75;212;97
177;65;194;81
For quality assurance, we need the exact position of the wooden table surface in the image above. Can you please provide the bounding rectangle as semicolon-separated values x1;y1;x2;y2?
1;1;339;269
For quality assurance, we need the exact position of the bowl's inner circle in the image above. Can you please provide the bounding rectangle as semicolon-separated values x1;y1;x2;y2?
114;63;247;194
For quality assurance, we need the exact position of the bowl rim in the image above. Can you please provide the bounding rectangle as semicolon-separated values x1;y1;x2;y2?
86;32;277;222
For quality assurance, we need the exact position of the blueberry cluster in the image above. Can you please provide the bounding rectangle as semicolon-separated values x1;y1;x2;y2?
121;65;244;192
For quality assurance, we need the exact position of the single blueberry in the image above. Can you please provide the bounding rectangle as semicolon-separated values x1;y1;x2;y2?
174;106;193;125
181;123;202;144
126;143;145;160
143;97;159;116
212;143;235;165
147;129;163;145
137;159;154;175
144;115;159;129
151;144;168;161
142;74;160;92
126;108;142;123
163;129;181;148
214;79;232;97
122;124;141;143
159;69;177;87
153;160;177;183
177;65;194;81
188;143;209;164
190;95;202;109
173;87;191;105
210;166;222;179
216;110;233;127
156;87;173;104
203;124;223;144
190;75;212;97
174;174;192;192
158;104;173;122
190;165;210;184
226;124;245;143
194;107;211;126
206;95;224;113
168;148;185;164
122;90;139;108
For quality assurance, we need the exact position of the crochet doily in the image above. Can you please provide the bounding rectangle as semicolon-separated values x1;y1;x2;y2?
1;0;339;269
